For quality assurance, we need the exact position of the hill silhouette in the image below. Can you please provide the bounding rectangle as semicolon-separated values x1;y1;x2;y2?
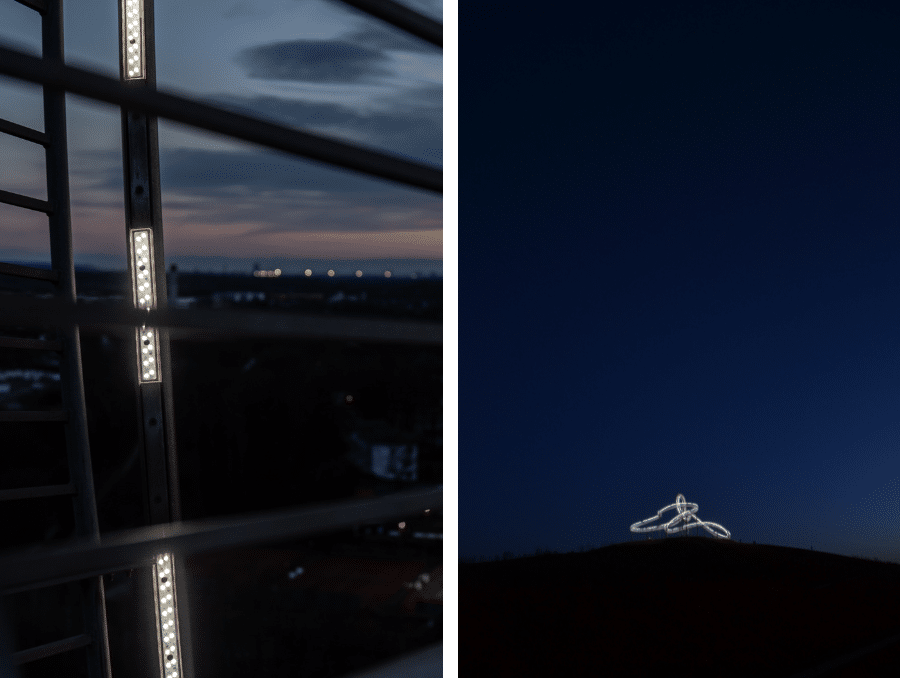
459;537;900;677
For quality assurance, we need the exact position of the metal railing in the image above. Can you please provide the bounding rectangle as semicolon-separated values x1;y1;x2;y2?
0;0;443;675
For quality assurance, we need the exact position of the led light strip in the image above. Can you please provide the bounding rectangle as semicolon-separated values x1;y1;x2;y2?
122;0;145;80
131;229;156;311
631;493;731;539
153;554;183;678
129;229;161;384
137;326;160;383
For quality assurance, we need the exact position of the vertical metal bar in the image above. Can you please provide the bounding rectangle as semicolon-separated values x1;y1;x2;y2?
43;2;113;677
119;0;181;527
118;3;192;678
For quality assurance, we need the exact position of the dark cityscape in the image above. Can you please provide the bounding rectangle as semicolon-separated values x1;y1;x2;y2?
0;266;442;678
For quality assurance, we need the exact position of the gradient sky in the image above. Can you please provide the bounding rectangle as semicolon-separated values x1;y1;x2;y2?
0;0;444;274
463;0;900;563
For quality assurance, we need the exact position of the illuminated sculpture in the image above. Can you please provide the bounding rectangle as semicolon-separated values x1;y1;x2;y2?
631;494;731;539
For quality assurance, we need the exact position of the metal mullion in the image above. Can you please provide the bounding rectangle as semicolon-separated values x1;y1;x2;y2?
333;0;442;48
0;188;53;213
43;2;113;677
0;484;76;501
0;485;442;595
11;633;91;665
0;336;62;351
0;44;441;194
0;411;68;422
0;295;443;345
0;117;50;146
13;0;46;13
0;261;59;281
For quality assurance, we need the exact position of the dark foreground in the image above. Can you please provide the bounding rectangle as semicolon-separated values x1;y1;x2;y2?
459;538;900;677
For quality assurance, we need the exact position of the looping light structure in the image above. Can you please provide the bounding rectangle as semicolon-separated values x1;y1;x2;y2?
631;494;731;539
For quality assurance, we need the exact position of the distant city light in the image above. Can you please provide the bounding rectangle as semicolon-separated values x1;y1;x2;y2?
345;395;353;403
399;521;406;529
355;270;362;277
384;271;392;278
327;270;335;277
304;269;312;277
274;268;281;276
253;269;281;278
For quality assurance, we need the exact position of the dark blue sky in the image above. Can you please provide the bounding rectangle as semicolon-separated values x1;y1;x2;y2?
462;0;900;562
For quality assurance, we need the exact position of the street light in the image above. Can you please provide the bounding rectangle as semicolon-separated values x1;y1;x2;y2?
122;0;146;80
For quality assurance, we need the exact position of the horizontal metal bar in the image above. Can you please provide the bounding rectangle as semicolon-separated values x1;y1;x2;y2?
12;633;91;665
0;411;67;422
0;336;62;351
335;0;442;48
344;641;442;678
0;484;76;502
13;0;46;13
0;118;49;146
0;43;441;195
0;294;442;346
0;261;59;282
0;189;53;214
0;485;441;595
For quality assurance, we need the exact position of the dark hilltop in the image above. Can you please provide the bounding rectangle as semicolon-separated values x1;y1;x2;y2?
460;537;900;677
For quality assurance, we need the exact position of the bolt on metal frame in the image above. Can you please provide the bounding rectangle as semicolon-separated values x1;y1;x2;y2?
0;0;444;675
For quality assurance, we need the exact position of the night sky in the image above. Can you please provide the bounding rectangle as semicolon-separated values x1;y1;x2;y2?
461;0;900;563
0;0;443;275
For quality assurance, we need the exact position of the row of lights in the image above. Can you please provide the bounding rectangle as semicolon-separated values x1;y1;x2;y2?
123;0;144;79
154;554;181;678
130;230;161;384
302;269;392;278
253;269;281;278
121;8;178;678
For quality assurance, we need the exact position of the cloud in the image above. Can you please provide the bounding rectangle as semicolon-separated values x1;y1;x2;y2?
235;41;393;84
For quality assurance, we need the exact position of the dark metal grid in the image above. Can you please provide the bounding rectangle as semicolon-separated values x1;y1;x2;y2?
11;634;91;666
12;0;45;12
334;0;442;47
0;44;441;194
0;485;442;596
0;0;444;673
0;117;49;145
0;484;76;502
0;188;53;214
0;293;442;345
0;261;59;281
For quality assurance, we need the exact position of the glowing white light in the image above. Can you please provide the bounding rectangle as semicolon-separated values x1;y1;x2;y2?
274;268;281;276
136;327;161;384
130;229;156;310
304;269;312;277
356;270;362;277
327;270;335;277
631;493;731;539
153;553;182;678
384;271;391;278
121;0;145;80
